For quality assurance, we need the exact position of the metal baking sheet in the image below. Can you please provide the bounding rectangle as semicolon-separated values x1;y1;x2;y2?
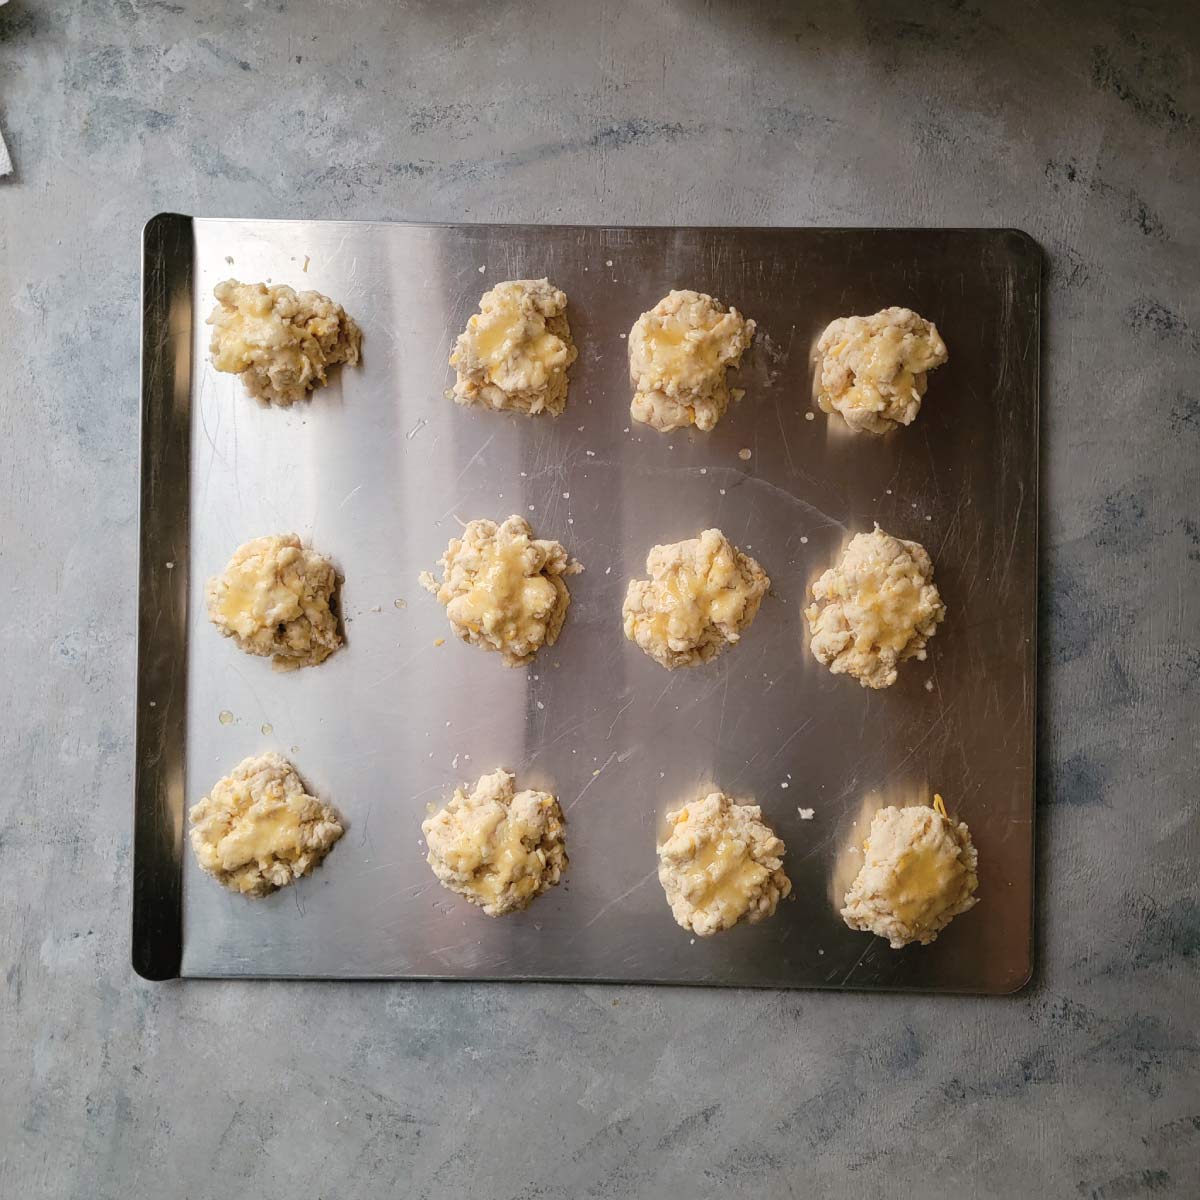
135;216;1039;990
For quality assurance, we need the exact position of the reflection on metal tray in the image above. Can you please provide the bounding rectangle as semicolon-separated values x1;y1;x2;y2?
135;216;1039;990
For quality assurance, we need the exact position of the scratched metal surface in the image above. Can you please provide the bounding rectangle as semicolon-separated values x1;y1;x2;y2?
137;217;1038;990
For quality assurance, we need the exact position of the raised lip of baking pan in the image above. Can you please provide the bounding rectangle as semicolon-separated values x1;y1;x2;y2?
134;215;1040;991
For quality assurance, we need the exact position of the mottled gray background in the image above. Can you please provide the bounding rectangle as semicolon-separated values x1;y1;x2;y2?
2;1;1197;1197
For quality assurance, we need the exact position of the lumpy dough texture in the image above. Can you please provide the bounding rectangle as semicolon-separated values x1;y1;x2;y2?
450;279;578;416
208;279;361;406
841;802;978;948
805;526;945;689
815;306;948;434
657;791;791;936
419;516;581;667
189;753;344;897
628;290;756;432
206;534;342;670
422;769;567;916
623;528;769;669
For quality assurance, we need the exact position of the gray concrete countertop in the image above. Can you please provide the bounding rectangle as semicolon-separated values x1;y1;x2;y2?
2;2;1197;1196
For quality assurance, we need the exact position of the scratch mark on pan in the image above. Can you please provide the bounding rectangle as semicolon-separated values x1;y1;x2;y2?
565;751;617;811
936;491;968;559
838;939;875;985
607;694;634;738
650;676;679;712
774;394;799;479
527;711;598;756
998;482;1025;585
364;642;439;688
581;868;658;928
436;432;498;518
728;472;846;530
762;716;815;769
876;708;950;785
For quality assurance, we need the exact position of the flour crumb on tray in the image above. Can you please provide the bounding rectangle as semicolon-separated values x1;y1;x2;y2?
657;791;791;936
422;768;567;916
188;752;344;897
208;279;361;406
450;278;578;416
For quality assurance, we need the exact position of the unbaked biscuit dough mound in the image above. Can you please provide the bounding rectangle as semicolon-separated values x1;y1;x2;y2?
450;278;578;416
422;769;567;916
208;279;361;406
419;516;581;667
623;528;769;669
628;290;756;432
657;791;791;936
805;526;945;689
206;534;342;670
815;306;947;434
841;799;978;949
189;752;344;897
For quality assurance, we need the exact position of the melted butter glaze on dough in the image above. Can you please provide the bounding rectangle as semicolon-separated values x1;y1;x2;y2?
188;752;344;897
206;533;342;670
623;528;769;669
208;279;361;406
420;516;581;667
841;802;978;948
814;306;947;434
628;290;755;432
450;279;577;416
422;769;567;916
657;791;791;936
805;526;944;689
